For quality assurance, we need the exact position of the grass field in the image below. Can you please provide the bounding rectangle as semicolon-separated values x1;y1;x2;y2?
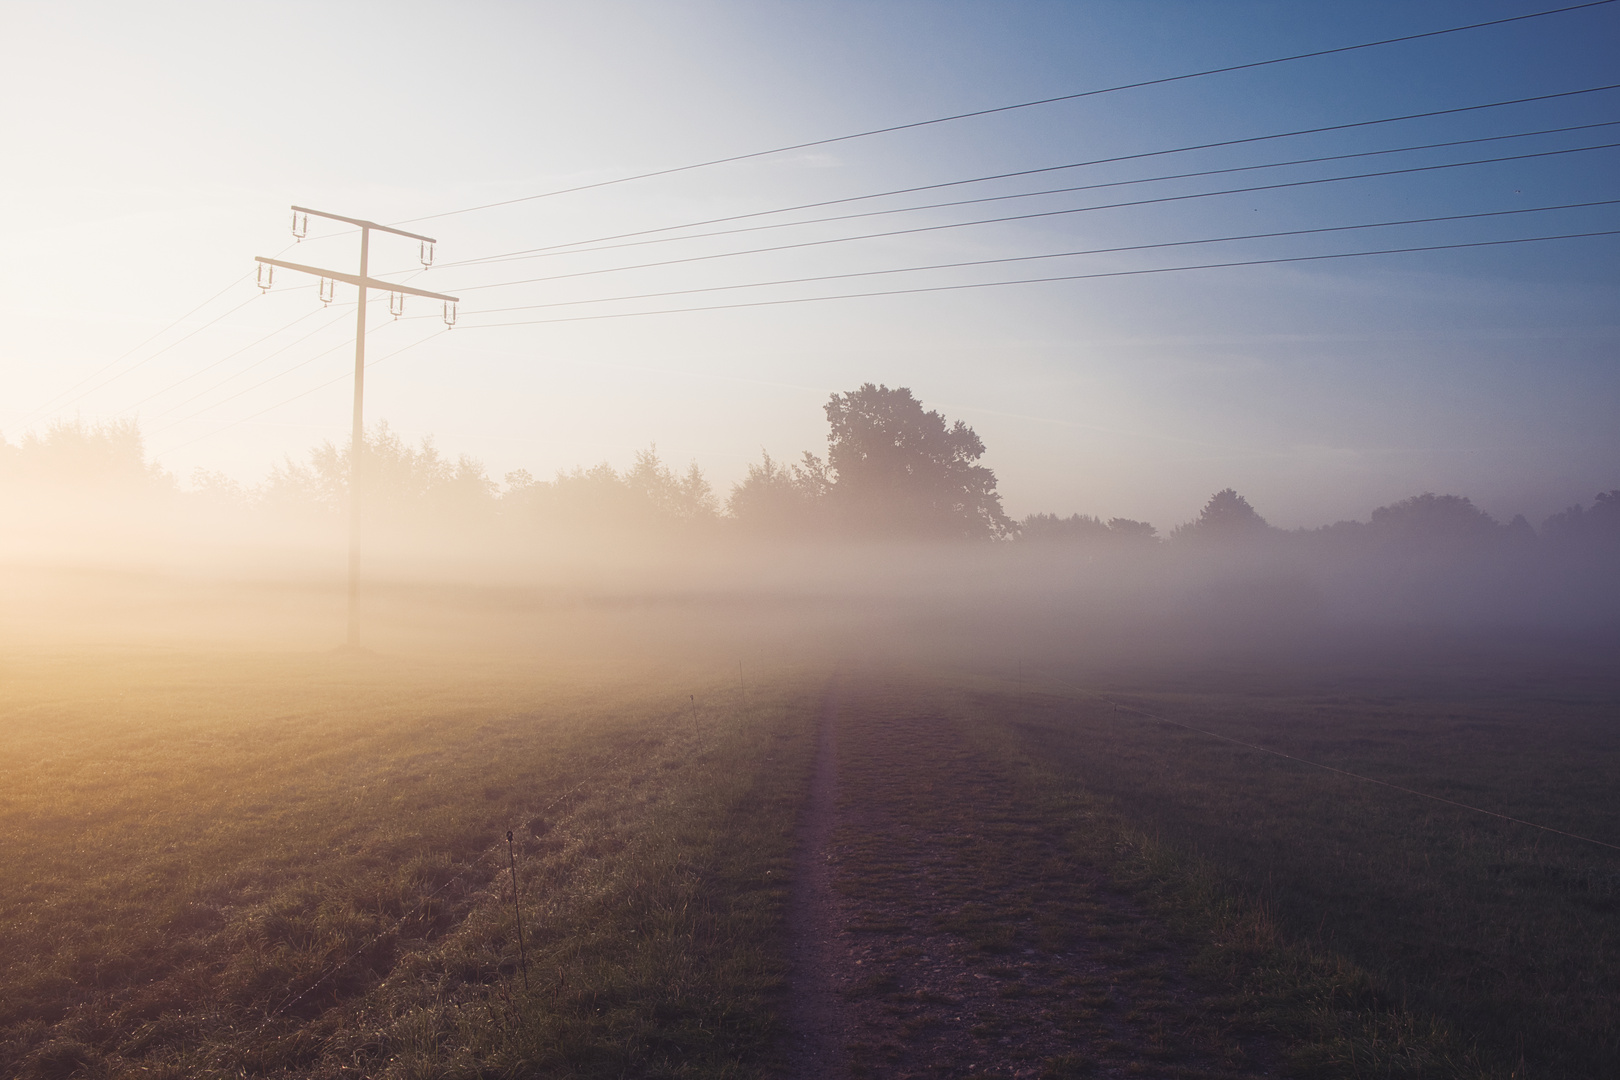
3;632;1616;1078
0;650;817;1078
981;650;1620;1077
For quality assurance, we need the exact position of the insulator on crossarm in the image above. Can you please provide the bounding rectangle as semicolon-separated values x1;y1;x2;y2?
442;301;457;328
319;278;335;306
420;241;435;268
291;211;308;241
390;292;405;319
256;263;274;292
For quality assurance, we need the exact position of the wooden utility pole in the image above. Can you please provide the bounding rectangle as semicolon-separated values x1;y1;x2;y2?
256;207;459;649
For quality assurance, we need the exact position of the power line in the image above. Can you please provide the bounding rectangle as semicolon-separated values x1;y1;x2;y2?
24;293;265;425
16;273;257;426
428;84;1620;270
152;328;451;457
144;309;404;440
89;287;427;428
138;306;358;423
396;0;1618;225
1059;684;1620;853
120;306;331;415
457;228;1620;328
443;120;1620;273
126;266;437;434
450;141;1620;294
17;236;322;428
430;201;1620;317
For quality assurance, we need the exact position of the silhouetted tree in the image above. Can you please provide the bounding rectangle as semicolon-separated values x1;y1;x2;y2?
822;383;1011;540
1367;493;1500;546
263;422;496;525
624;447;716;524
0;419;169;491
1104;517;1159;544
1303;492;1535;560
1543;490;1620;545
1021;512;1109;542
1019;512;1157;546
503;446;715;535
1172;488;1272;543
727;450;832;536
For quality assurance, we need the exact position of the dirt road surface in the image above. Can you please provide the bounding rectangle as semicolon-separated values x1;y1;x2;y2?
785;676;1274;1079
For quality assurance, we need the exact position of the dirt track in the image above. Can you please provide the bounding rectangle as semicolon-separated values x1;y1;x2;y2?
785;682;851;1078
786;676;1274;1079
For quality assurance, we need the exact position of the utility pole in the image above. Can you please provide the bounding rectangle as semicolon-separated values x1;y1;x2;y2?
256;206;459;649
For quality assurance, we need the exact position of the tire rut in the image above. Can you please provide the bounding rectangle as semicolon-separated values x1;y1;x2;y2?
810;676;1276;1079
785;679;850;1078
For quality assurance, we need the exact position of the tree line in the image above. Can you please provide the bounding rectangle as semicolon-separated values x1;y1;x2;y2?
4;383;1617;552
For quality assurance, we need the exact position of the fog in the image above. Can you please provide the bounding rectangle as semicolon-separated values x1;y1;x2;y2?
5;412;1616;674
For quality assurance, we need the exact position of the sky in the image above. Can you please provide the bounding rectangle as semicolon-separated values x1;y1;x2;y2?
3;0;1617;530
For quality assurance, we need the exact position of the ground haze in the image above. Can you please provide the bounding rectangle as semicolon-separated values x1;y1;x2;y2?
2;572;1616;1077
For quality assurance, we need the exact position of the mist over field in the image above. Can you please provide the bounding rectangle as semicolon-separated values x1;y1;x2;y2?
5;4;1620;1077
4;392;1616;663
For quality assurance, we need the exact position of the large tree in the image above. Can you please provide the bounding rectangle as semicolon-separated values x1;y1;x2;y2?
822;383;1011;540
1171;488;1273;543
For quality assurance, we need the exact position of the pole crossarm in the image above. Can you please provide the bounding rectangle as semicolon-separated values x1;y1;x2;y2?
259;202;453;649
292;205;437;244
254;256;460;302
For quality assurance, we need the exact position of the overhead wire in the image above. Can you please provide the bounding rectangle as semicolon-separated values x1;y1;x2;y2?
27;293;265;424
457;228;1620;328
17;236;323;428
120;306;331;415
56;6;1620;461
138;306;359;424
132;260;436;442
17;273;258;426
152;328;452;457
420;200;1620;317
447;140;1620;293
426;83;1620;270
144;303;397;440
394;0;1619;225
40;13;1617;433
437;121;1620;278
147;264;445;448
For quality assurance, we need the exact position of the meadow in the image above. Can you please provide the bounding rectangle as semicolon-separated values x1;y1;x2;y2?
0;649;818;1078
2;618;1616;1078
980;637;1620;1077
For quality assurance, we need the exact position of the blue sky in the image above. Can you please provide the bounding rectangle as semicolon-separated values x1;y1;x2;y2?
3;0;1616;529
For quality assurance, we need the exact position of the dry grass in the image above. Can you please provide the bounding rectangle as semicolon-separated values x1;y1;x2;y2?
5;637;1612;1079
0;649;818;1078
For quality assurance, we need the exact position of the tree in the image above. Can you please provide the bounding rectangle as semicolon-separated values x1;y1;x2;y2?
1543;490;1620;545
623;446;717;524
2;418;169;491
1368;493;1499;546
502;445;716;536
1173;488;1271;543
262;422;496;525
727;450;831;536
822;383;1011;539
1020;512;1111;543
1018;513;1158;546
